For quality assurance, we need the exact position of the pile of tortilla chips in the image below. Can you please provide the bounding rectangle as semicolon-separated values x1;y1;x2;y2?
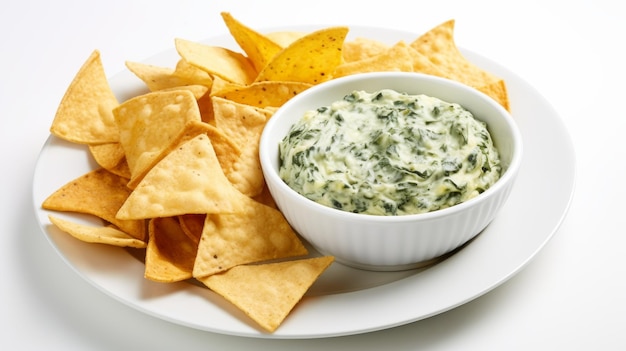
42;12;509;333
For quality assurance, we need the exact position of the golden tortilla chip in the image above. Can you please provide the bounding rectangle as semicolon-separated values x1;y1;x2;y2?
48;215;146;248
221;12;283;72
145;217;198;282
175;38;257;85
211;80;311;108
333;41;415;78
193;197;308;278
50;50;119;144
251;183;277;209
42;168;145;240
88;142;131;179
178;214;205;244
198;256;334;332
255;26;349;84
116;134;250;220
113;89;202;188
88;142;125;171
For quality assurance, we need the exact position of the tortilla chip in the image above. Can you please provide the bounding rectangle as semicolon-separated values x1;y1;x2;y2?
221;12;283;72
411;20;498;86
145;217;198;282
477;79;510;111
48;215;146;248
42;168;146;240
125;61;183;91
113;89;202;188
50;50;119;144
193;198;308;278
175;38;257;85
333;41;415;78
342;37;390;62
88;142;125;171
116;134;250;220
178;213;205;244
255;26;349;84
211;80;311;108
211;97;271;196
198;256;334;332
173;59;215;87
265;31;306;48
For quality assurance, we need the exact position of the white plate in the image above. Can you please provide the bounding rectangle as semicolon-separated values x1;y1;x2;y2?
32;26;576;339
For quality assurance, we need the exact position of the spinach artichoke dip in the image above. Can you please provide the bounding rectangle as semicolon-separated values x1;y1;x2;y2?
278;89;502;216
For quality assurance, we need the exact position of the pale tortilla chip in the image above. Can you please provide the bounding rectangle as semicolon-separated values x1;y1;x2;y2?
198;256;334;332
50;50;119;144
342;37;390;62
175;38;257;85
333;41;415;78
48;215;146;248
193;197;308;278
116;134;250;220
113;89;202;188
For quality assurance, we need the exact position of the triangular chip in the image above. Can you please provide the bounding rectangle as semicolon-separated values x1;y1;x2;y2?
198;256;334;332
88;142;131;179
255;26;349;84
113;89;202;188
409;20;509;109
178;213;205;244
42;168;145;240
193;198;308;278
144;217;198;282
173;59;214;87
477;79;510;111
265;31;306;48
50;50;119;144
333;41;415;78
211;80;311;108
175;38;257;85
221;12;283;72
88;142;126;172
342;37;390;62
48;215;146;248
211;96;270;147
410;20;499;87
116;134;250;220
125;61;182;91
211;97;271;196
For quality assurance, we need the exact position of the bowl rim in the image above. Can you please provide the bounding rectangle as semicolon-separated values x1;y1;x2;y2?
259;71;523;223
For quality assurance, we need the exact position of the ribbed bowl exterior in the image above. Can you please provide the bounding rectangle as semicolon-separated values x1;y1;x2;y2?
268;171;517;270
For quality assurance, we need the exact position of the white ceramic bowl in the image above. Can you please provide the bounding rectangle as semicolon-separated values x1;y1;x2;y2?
259;72;523;271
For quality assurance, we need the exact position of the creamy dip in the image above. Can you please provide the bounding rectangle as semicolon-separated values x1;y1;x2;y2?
278;89;501;216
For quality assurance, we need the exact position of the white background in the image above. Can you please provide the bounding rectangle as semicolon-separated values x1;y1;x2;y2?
1;0;624;350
